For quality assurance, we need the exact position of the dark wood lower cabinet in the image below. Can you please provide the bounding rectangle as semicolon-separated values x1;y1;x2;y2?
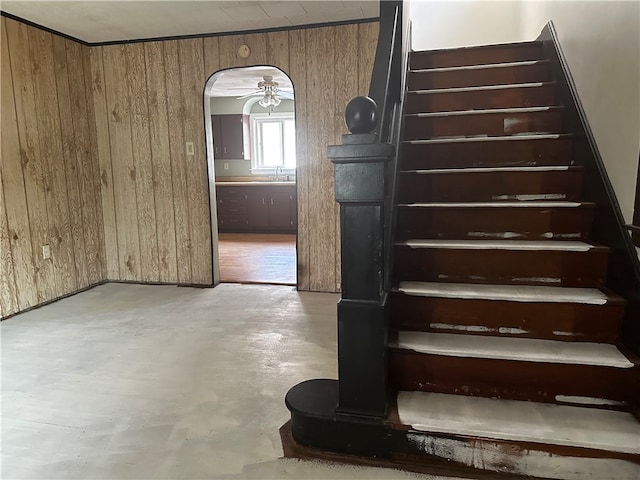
217;184;297;232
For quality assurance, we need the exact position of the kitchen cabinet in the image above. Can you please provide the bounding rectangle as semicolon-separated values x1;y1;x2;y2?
211;114;249;160
216;184;296;232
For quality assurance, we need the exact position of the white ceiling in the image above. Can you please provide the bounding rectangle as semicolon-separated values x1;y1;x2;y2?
208;66;293;98
1;1;379;44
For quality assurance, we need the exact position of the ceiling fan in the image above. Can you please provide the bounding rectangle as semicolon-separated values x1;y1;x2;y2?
237;75;294;108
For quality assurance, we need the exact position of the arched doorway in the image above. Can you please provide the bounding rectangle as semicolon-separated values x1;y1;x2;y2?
203;66;297;286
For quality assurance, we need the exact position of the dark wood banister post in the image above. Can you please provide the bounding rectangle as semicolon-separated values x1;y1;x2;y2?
327;97;393;417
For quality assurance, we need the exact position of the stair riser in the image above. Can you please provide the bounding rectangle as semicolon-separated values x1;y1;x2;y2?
390;293;623;343
408;62;551;90
410;43;545;69
404;109;563;140
401;137;572;170
406;85;556;114
393;247;608;288
389;349;639;408
397;169;583;203
395;206;593;241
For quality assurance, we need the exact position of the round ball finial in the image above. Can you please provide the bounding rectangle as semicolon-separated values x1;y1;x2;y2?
345;96;377;134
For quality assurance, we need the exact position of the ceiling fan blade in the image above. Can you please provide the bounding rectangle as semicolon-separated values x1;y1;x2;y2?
236;90;263;99
278;91;294;100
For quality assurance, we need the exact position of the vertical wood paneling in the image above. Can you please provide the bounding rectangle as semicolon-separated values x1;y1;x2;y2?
178;38;213;284
69;40;104;284
266;30;290;73
103;45;141;280
288;29;310;290
52;35;89;289
89;46;119;279
334;24;360;291
127;43;160;282
164;40;192;283
203;37;220;77
306;27;337;292
358;22;380;96
6;20;56;303
1;19;38;311
242;32;268;65
30;28;77;297
2;18;107;317
145;41;178;282
0;172;19;317
81;45;107;281
3;20;378;307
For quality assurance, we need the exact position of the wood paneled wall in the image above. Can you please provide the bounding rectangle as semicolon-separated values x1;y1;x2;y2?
1;17;105;318
90;22;379;292
0;18;378;317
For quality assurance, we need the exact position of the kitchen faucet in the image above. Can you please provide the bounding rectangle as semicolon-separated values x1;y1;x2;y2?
275;165;283;182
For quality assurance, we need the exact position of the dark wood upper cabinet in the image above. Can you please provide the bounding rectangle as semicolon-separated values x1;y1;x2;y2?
211;114;248;160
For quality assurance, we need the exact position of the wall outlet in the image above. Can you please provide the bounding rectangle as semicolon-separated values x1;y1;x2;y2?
186;142;194;156
42;244;51;260
223;162;229;170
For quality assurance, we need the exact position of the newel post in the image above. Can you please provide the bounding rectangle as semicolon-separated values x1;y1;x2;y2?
327;96;393;418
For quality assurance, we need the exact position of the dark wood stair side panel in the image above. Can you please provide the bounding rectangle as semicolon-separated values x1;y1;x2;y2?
400;137;573;170
392;246;609;288
395;205;594;241
406;84;557;114
388;349;640;408
408;62;551;90
389;292;624;343
410;42;545;70
403;109;564;140
396;168;583;203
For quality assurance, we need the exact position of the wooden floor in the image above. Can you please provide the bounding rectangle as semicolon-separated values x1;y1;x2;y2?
218;233;296;285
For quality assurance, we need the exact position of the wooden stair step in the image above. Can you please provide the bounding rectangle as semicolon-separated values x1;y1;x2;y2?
389;331;639;407
401;134;573;170
396;281;616;305
393;392;640;479
404;106;564;140
406;82;557;114
396;391;640;455
410;41;545;70
397;165;582;203
395;201;594;241
392;330;632;367
390;282;624;343
285;379;640;480
408;60;551;90
393;240;608;287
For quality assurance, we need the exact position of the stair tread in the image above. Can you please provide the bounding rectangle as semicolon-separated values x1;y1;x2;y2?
403;166;574;174
407;105;563;118
395;281;619;305
412;40;543;55
391;331;634;368
396;391;640;454
399;201;587;207
396;239;602;252
410;81;554;94
410;59;549;74
405;133;570;144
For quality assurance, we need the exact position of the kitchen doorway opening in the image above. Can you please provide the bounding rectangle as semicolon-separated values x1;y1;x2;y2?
204;66;297;287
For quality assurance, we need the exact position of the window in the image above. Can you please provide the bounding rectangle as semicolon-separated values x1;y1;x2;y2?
250;113;296;174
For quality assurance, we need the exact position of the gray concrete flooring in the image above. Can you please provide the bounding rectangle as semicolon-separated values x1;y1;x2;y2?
1;283;467;480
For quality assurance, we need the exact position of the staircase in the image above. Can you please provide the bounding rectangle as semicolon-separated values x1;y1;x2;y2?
386;41;640;478
285;34;640;480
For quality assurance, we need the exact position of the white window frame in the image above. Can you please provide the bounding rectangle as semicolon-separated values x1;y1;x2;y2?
250;112;296;175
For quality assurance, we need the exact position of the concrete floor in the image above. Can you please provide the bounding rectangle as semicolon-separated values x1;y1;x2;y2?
1;283;466;480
